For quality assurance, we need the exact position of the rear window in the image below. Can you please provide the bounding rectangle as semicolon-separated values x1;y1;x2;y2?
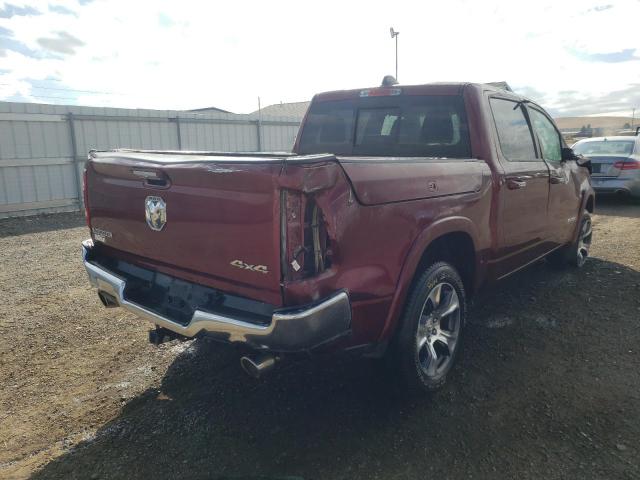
297;95;471;158
573;140;635;156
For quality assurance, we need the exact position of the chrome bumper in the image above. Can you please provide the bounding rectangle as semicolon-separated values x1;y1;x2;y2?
591;177;640;197
82;240;351;351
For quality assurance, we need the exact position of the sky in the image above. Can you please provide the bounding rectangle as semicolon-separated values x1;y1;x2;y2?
0;0;639;117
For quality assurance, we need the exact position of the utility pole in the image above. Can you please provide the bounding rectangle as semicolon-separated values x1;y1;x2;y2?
632;108;636;129
390;27;400;81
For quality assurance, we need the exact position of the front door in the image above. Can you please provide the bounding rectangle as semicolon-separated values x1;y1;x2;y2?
488;96;550;278
528;106;582;247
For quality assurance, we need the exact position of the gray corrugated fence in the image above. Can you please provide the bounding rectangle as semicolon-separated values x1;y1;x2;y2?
0;101;302;218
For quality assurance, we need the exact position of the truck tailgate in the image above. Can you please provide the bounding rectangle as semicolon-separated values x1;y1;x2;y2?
86;151;285;306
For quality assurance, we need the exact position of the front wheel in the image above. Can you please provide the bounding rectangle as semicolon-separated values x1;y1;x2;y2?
390;262;466;393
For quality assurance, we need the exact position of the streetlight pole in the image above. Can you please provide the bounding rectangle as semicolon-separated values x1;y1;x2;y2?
632;108;636;129
390;27;400;81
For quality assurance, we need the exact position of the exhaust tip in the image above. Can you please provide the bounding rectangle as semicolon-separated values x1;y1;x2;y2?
240;353;277;379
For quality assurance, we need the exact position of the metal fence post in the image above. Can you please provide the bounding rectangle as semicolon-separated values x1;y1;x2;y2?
256;119;262;152
67;113;83;209
175;116;182;150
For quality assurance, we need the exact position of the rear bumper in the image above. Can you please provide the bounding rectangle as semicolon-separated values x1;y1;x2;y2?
591;177;640;197
82;240;351;351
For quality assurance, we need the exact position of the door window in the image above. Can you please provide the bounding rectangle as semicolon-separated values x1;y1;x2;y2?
529;108;562;162
489;98;537;161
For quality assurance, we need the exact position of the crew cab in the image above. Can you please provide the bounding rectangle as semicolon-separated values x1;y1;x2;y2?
82;80;594;392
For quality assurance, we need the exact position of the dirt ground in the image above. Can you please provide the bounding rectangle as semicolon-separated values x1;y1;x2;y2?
1;198;639;480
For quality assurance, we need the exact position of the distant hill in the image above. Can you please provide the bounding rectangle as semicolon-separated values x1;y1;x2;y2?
554;116;636;132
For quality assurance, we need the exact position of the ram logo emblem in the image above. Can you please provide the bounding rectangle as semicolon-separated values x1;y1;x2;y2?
145;196;166;231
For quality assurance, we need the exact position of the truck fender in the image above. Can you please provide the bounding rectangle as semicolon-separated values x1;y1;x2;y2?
378;216;482;342
572;185;595;242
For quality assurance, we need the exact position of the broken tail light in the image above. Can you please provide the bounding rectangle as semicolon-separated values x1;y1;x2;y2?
281;190;332;281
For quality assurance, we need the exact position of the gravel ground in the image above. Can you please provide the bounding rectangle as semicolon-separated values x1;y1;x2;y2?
0;198;639;480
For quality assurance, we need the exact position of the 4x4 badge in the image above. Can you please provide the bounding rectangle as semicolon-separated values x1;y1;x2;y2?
230;259;269;274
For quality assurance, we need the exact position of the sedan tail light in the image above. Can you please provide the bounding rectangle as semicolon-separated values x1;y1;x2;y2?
613;160;640;170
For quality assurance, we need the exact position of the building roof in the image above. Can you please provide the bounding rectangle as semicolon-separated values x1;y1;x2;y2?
250;101;310;119
187;106;234;114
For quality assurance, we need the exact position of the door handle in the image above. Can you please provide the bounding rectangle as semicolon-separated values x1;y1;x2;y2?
506;177;527;190
549;175;566;184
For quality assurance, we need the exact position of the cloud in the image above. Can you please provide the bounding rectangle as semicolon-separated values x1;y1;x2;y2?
158;12;173;28
48;4;77;16
513;85;548;104
36;31;84;54
0;3;40;18
571;48;638;63
544;84;640;117
0;0;639;115
0;25;45;58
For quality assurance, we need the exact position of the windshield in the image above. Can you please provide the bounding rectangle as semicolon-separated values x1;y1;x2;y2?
297;95;471;158
573;140;635;156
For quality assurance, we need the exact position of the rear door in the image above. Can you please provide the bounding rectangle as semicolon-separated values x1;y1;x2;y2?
488;96;550;277
528;106;581;246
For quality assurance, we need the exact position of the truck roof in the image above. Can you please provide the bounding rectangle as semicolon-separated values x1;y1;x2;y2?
313;82;529;103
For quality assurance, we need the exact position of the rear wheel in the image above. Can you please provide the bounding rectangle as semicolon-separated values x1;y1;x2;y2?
390;262;466;393
548;211;592;268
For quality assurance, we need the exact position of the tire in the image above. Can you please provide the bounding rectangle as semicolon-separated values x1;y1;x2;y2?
389;262;467;393
547;210;592;268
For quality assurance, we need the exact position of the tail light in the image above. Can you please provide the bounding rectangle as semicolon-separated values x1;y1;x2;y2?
281;190;332;281
83;167;91;228
613;160;640;170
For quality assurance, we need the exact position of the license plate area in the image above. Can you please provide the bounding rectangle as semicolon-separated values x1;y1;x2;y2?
89;249;274;326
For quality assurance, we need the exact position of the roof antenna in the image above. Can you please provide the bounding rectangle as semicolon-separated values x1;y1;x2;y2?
381;75;398;87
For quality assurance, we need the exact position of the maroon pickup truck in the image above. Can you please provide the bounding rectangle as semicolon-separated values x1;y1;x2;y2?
82;81;594;392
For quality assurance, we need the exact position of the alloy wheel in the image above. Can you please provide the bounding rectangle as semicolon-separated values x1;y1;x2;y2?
577;216;592;267
415;282;461;379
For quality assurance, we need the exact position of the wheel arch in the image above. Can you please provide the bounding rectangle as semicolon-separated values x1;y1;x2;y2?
378;216;483;342
585;194;595;213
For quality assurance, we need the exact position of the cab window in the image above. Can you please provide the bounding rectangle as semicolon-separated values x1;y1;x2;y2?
489;98;537;161
528;108;562;162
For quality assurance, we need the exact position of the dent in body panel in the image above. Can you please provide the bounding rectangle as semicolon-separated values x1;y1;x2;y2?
281;159;494;346
338;158;486;205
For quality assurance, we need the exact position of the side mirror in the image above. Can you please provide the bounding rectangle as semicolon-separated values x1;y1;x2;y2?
561;147;592;173
575;155;592;174
561;147;578;161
